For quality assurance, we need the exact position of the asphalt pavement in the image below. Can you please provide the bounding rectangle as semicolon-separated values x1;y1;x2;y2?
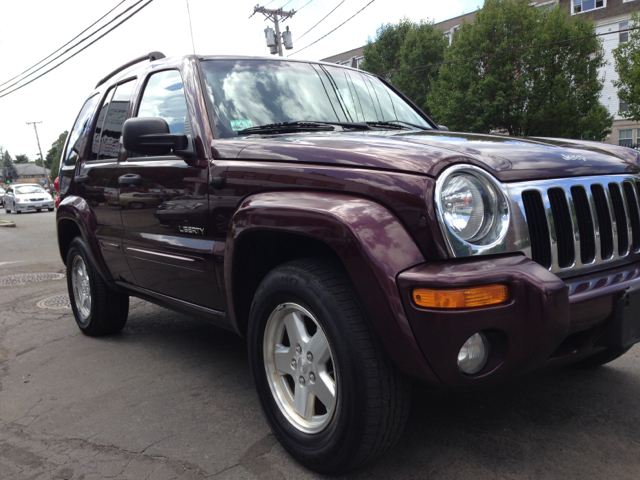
1;208;639;479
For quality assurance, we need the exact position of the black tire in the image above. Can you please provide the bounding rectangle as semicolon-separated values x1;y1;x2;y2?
16;210;21;214
5;207;10;213
66;236;129;336
48;208;54;212
36;209;41;212
248;258;411;474
572;347;631;369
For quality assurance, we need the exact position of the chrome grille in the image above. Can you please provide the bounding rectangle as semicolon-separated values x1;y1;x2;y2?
507;175;640;278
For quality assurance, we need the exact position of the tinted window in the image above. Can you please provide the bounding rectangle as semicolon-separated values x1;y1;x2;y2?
137;70;188;134
91;88;115;160
64;94;100;167
99;80;135;159
91;80;136;160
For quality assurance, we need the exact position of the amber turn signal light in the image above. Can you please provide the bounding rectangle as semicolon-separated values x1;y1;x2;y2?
413;284;509;309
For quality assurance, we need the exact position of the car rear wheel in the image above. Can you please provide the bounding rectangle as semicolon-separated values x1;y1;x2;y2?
248;258;411;474
67;236;129;336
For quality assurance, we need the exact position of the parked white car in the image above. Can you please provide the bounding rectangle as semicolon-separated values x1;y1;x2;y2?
0;186;5;206
4;184;55;213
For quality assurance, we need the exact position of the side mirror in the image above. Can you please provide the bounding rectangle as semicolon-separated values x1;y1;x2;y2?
439;125;450;131
123;117;194;159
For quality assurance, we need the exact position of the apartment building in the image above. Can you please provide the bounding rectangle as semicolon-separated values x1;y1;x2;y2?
558;0;639;147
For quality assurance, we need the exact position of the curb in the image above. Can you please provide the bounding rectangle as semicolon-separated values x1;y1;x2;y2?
0;221;16;228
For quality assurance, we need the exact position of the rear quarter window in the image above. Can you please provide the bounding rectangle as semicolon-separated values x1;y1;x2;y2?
90;79;136;161
62;94;100;168
59;94;99;195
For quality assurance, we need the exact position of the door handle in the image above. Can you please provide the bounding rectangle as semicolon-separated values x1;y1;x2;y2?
118;174;142;186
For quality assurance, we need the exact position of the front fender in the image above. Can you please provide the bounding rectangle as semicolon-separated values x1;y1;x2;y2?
57;195;113;283
226;191;440;384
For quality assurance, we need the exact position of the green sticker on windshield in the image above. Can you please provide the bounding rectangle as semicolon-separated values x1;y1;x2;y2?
230;119;253;131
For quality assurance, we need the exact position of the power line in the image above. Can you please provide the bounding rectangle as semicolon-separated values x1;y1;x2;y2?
0;0;127;88
0;0;155;99
296;0;315;11
0;0;150;96
297;0;345;40
382;26;640;75
288;0;374;56
281;0;315;25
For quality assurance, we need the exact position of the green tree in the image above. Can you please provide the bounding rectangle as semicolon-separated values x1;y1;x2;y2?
428;0;612;139
613;12;640;122
361;19;414;78
2;150;18;183
361;19;448;115
14;154;30;163
46;130;68;181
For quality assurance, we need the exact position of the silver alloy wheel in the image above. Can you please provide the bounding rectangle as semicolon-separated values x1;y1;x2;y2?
263;303;338;434
71;255;91;321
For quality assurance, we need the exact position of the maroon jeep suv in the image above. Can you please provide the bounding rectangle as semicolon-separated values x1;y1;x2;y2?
56;52;640;473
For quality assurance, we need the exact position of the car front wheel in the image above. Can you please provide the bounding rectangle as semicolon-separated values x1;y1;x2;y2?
248;258;411;474
67;237;129;336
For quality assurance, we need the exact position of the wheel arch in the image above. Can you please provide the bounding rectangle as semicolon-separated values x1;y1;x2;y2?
56;196;113;282
231;229;343;338
225;191;440;383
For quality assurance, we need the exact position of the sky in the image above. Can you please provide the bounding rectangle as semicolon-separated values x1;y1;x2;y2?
0;0;481;160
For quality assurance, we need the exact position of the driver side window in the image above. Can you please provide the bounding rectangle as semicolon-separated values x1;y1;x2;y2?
137;70;189;135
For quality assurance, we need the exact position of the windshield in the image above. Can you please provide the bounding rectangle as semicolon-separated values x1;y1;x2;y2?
15;186;45;194
200;60;432;138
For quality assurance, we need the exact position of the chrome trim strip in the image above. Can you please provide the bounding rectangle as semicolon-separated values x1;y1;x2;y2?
620;181;634;254
604;182;623;258
586;185;602;264
507;174;640;278
125;246;196;262
565;187;581;268
628;180;640;253
540;189;560;271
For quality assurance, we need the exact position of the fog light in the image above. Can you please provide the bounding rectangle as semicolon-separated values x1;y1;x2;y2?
457;332;490;375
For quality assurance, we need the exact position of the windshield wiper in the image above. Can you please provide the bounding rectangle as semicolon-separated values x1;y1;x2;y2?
237;120;373;135
366;120;430;131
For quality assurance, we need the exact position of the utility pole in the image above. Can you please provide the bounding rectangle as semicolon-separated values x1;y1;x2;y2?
26;122;52;192
252;5;295;56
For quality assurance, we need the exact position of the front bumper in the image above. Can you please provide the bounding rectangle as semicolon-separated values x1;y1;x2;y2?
15;200;54;211
398;254;640;387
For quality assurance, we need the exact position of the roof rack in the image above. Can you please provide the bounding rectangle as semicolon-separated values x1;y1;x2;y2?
95;51;165;88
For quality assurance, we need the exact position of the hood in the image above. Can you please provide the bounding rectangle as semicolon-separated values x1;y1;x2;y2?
20;192;51;199
211;130;640;182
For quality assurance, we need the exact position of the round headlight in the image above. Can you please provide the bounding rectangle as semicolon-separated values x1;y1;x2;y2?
439;169;507;246
441;173;499;242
